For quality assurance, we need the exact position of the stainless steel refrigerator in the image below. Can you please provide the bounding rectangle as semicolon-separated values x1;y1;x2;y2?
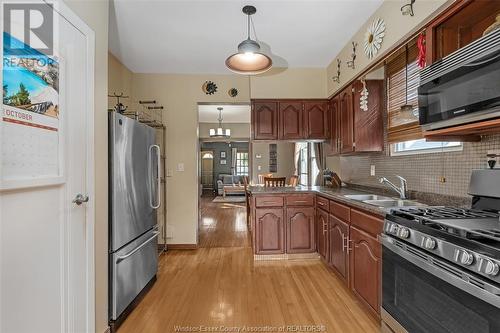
108;112;161;322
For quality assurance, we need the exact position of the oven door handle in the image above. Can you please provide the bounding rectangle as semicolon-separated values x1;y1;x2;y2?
382;234;500;309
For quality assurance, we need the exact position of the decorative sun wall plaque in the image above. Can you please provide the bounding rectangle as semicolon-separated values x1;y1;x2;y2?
202;81;218;95
228;88;238;97
364;18;386;59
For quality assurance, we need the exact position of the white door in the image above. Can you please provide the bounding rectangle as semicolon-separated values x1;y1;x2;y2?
0;1;95;333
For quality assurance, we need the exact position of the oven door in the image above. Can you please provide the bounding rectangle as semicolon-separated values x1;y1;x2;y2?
418;49;500;128
382;235;500;333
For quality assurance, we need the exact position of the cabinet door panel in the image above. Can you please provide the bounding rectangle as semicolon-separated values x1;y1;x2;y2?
353;80;384;152
286;207;315;253
304;101;329;139
316;208;329;260
328;96;340;156
279;101;304;139
339;87;354;153
350;226;381;315
252;101;278;140
329;215;348;282
255;208;284;254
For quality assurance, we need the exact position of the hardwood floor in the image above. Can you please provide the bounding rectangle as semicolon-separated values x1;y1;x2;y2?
117;195;380;333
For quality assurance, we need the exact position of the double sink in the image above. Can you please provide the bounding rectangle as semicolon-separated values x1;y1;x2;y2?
343;194;425;208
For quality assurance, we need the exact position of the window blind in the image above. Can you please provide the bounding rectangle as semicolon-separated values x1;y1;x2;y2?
385;39;423;143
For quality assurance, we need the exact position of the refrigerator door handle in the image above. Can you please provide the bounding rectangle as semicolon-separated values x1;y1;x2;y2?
116;231;159;263
152;144;161;209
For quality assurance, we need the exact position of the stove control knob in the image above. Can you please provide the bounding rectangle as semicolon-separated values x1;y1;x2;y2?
397;227;410;239
459;251;474;266
423;237;436;250
389;224;398;235
484;260;500;276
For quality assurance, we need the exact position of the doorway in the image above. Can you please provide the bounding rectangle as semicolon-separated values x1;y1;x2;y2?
201;150;214;193
0;2;95;332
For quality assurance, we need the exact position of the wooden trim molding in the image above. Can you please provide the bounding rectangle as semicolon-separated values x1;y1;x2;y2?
166;243;198;250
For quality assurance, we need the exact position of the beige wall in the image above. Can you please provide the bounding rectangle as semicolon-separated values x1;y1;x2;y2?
251;142;296;184
326;0;449;97
108;52;133;109
63;1;109;332
251;67;328;99
131;73;250;244
199;122;250;140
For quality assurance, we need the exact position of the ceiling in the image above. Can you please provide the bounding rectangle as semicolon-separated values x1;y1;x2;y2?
109;0;384;74
198;104;251;123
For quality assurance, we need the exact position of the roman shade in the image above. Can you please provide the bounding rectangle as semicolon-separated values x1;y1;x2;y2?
385;39;423;143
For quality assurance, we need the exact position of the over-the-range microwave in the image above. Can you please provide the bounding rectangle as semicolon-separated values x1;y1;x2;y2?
418;28;500;131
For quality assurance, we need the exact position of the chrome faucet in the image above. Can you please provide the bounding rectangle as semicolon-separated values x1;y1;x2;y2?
379;175;408;200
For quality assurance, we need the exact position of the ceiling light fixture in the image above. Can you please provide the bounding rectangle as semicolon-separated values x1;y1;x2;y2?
225;5;272;75
209;107;231;138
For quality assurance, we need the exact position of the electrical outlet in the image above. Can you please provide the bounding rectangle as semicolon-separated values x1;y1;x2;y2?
176;163;184;172
258;165;262;171
370;165;376;176
487;150;500;169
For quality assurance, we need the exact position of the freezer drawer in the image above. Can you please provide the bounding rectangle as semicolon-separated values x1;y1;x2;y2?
110;229;158;320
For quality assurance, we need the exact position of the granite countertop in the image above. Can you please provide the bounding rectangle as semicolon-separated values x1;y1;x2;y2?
247;185;390;217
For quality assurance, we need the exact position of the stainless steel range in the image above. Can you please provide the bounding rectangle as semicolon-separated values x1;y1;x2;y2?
381;169;500;333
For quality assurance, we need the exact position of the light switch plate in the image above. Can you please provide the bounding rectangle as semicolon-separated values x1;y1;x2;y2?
370;165;376;176
258;165;262;171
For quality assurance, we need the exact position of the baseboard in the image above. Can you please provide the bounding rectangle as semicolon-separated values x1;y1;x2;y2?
166;243;198;250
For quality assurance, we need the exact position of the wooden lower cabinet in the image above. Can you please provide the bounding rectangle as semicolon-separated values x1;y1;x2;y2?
286;207;315;253
254;208;284;254
316;208;329;261
328;215;349;282
349;225;381;316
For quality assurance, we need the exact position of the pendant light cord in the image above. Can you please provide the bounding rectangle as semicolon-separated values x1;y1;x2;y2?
247;13;251;40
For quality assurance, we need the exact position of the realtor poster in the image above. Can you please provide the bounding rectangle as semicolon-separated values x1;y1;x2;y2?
1;31;61;183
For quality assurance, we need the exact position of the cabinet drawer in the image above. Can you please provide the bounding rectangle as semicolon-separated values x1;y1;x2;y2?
330;200;350;222
286;194;314;207
316;196;329;211
350;209;383;237
255;196;284;208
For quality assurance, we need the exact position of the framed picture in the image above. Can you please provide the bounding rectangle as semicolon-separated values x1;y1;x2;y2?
220;151;226;158
1;31;64;190
220;159;227;165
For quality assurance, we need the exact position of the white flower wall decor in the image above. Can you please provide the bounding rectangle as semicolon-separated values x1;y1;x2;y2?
364;18;386;59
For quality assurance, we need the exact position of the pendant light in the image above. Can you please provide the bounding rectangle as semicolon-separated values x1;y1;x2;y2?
225;5;272;75
209;107;231;138
400;45;416;121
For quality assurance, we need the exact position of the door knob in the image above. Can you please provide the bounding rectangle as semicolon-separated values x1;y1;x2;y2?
73;194;89;205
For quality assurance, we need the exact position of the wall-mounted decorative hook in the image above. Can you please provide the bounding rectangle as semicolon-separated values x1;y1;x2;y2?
401;0;415;17
347;42;358;69
332;59;341;83
108;92;129;114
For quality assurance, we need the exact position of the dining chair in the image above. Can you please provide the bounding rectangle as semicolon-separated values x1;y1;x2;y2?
289;175;299;187
258;173;273;185
264;177;286;187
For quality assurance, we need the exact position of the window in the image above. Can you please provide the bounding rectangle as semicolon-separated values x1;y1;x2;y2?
391;139;462;156
235;152;249;176
386;39;423;143
296;142;309;186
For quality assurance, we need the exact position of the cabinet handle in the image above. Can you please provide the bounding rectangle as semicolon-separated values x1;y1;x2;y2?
347;239;354;252
323;222;327;234
294;200;308;203
342;233;347;253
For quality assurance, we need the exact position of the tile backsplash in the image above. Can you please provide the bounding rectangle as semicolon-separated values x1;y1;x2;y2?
334;135;500;198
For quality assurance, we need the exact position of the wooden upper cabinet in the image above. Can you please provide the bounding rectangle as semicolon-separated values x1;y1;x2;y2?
304;100;329;139
426;0;500;65
349;225;381;316
353;80;384;152
254;208;284;254
286;207;315;254
279;101;304;140
339;86;354;154
252;101;278;140
329;215;349;282
328;96;341;156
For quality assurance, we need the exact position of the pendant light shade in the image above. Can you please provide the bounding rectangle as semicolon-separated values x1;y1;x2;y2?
209;107;231;138
225;5;272;75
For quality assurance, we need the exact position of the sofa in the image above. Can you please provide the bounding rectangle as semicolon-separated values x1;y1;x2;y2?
217;174;246;196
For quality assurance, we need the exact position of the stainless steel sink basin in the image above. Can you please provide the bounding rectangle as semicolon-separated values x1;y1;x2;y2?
363;199;425;208
343;194;392;201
